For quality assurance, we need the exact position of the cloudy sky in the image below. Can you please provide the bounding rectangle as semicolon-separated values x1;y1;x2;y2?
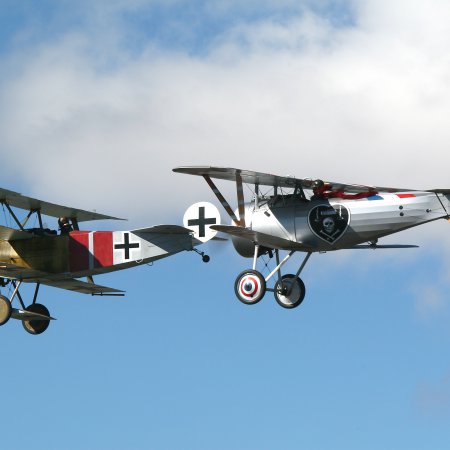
3;0;450;218
2;1;450;449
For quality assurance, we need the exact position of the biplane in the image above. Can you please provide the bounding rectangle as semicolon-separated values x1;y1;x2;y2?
174;166;450;309
0;188;218;334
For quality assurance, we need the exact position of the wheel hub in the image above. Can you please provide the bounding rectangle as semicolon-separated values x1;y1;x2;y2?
274;275;306;309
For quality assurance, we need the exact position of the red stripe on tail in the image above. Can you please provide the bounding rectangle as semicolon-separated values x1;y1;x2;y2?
93;232;113;268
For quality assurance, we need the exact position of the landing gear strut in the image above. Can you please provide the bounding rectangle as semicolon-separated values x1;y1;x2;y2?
0;281;53;335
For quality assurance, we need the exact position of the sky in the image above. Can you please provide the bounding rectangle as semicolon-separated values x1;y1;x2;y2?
1;1;450;449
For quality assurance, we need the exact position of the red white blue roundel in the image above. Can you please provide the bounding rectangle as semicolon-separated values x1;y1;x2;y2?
308;204;350;243
238;273;264;299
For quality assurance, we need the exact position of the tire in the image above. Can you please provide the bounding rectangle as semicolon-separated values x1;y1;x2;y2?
22;303;51;335
234;270;266;305
274;274;306;309
0;295;12;326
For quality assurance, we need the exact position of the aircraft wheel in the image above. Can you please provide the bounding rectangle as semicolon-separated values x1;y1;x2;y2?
0;295;12;326
274;275;306;309
22;303;51;335
234;270;266;305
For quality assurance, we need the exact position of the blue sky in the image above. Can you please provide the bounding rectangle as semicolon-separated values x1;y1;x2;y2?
2;1;450;449
0;1;354;55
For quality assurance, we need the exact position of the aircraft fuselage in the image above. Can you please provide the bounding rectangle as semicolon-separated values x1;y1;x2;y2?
248;191;448;251
0;229;194;279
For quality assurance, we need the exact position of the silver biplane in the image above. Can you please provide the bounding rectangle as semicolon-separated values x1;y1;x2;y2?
0;187;217;334
174;166;450;309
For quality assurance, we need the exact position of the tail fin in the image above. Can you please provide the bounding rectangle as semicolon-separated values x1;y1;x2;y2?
183;202;221;243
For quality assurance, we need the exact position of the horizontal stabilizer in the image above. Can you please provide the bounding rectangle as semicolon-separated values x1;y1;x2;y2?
132;225;193;234
11;308;56;321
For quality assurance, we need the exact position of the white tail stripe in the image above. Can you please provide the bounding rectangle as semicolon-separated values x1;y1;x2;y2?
88;232;94;270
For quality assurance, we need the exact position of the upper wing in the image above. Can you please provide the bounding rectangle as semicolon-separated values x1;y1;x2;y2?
428;189;450;194
173;166;415;194
0;187;124;222
174;166;309;188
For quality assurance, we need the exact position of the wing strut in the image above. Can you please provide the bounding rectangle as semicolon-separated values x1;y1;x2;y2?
236;171;245;227
2;202;25;231
21;209;35;228
203;175;241;226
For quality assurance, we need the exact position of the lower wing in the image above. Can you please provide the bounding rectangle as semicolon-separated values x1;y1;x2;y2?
0;263;122;295
210;225;313;251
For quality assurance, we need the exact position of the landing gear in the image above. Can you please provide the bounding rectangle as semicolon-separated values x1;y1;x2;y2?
0;281;54;335
234;270;266;305
22;303;51;335
233;249;312;310
0;295;12;326
274;275;306;309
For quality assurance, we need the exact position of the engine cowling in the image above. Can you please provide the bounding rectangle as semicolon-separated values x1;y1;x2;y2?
229;202;274;258
231;236;273;259
231;235;255;258
230;203;255;258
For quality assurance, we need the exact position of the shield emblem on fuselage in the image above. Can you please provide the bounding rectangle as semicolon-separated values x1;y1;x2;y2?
308;204;350;244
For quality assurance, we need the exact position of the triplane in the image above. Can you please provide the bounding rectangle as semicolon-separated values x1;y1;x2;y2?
174;166;450;309
0;187;217;334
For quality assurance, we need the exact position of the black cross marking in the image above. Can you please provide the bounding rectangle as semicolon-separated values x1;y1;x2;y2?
114;232;140;259
188;206;217;237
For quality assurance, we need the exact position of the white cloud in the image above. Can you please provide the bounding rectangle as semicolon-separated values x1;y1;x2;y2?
1;0;450;228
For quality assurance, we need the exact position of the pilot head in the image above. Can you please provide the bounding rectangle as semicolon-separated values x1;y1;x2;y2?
58;217;73;234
